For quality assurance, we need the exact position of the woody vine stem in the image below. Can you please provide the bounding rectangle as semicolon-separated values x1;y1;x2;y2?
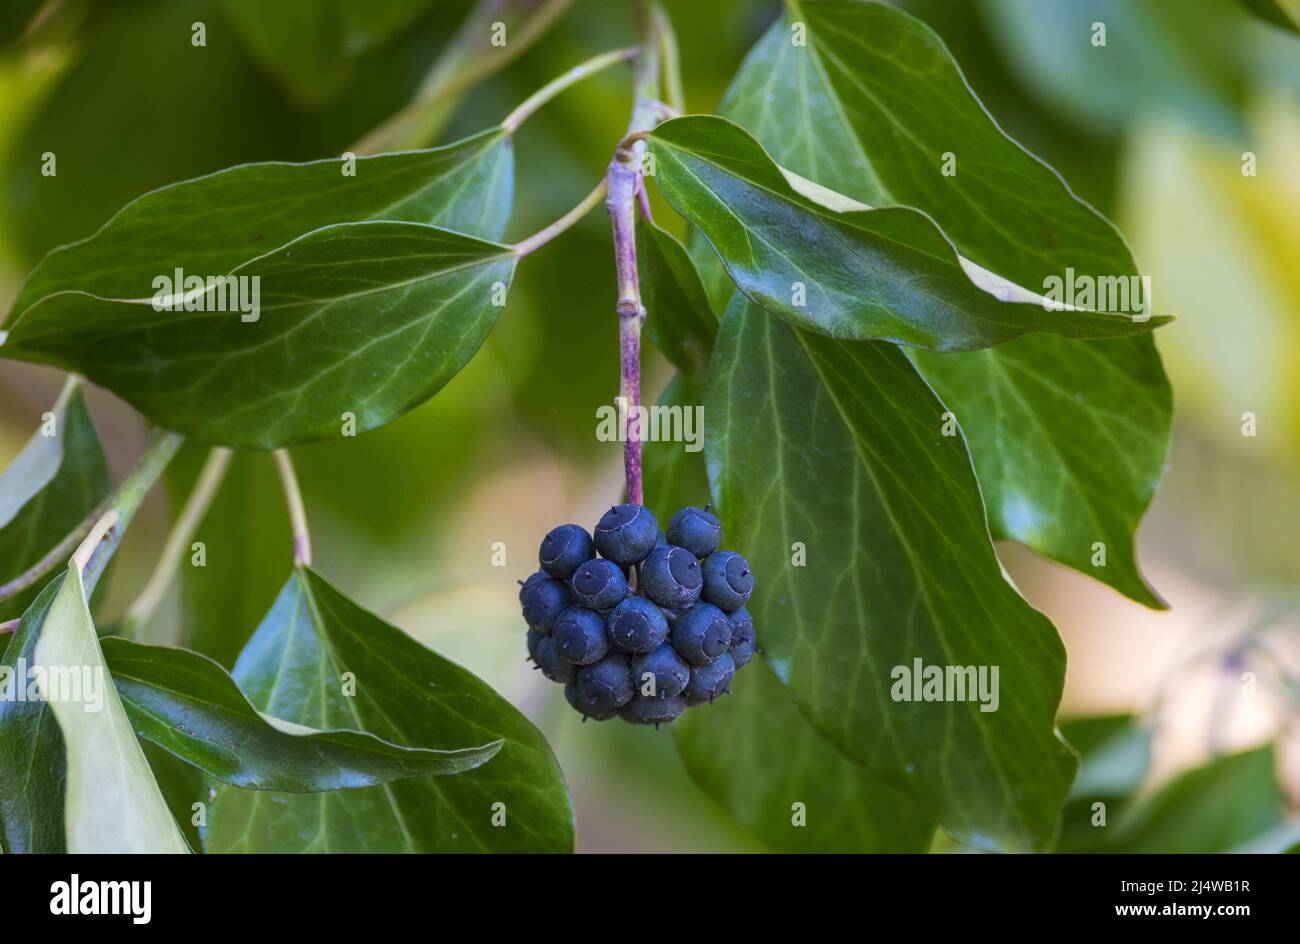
607;1;663;506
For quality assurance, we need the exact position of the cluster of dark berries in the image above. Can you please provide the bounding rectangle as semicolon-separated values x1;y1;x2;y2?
519;503;756;727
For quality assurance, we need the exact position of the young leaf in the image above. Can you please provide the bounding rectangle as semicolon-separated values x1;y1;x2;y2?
637;217;719;383
7;128;512;318
0;380;110;621
706;297;1075;851
221;0;437;110
649;117;1168;351
203;567;574;852
674;657;938;853
717;0;1171;606
3;224;518;448
101;637;503;792
0;565;190;853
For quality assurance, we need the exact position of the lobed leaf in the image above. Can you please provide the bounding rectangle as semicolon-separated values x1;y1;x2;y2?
705;297;1075;851
715;0;1171;605
221;0;438;109
674;657;938;853
648;116;1168;352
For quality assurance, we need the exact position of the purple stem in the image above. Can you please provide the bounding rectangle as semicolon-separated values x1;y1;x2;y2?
607;150;645;506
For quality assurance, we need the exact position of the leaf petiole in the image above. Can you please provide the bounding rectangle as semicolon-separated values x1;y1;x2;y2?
501;46;639;134
119;447;232;642
511;178;609;257
0;429;183;603
274;450;312;568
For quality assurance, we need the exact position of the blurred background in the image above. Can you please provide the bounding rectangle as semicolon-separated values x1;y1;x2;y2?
1;0;1298;851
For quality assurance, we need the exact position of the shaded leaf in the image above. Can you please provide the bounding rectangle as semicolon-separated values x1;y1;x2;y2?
3;223;518;448
705;297;1074;851
1243;0;1300;33
648;116;1167;352
203;567;573;852
102;636;502;792
221;0;437;109
637;216;718;382
1104;745;1290;853
0;380;109;621
717;0;1171;605
1056;713;1152;851
641;374;710;525
0;576;68;853
674;657;937;852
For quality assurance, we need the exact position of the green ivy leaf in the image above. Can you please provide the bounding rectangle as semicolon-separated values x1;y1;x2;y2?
1;566;190;853
637;216;718;383
101;636;502;792
647;116;1168;352
716;0;1171;606
0;577;68;853
643;374;936;853
203;567;573;852
7;127;511;317
674;658;937;852
642;374;711;525
221;0;437;109
1242;0;1300;33
3;223;517;448
1102;745;1292;853
0;380;110;621
706;297;1075;851
1056;714;1152;851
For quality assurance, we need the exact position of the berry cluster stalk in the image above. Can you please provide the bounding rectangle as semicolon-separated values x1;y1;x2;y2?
606;1;661;506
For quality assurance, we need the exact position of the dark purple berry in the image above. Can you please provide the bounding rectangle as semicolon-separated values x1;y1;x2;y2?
533;634;576;683
594;504;659;566
684;652;735;704
728;607;755;669
552;606;609;665
667;506;722;559
519;570;568;632
640;544;703;610
700;550;753;611
539;524;596;579
606;596;669;653
631;643;691;699
569;558;628;611
565;681;619;721
572;652;635;715
671;602;732;665
620;692;687;727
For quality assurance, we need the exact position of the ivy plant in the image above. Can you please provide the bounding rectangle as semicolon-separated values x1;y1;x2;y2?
0;0;1189;854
